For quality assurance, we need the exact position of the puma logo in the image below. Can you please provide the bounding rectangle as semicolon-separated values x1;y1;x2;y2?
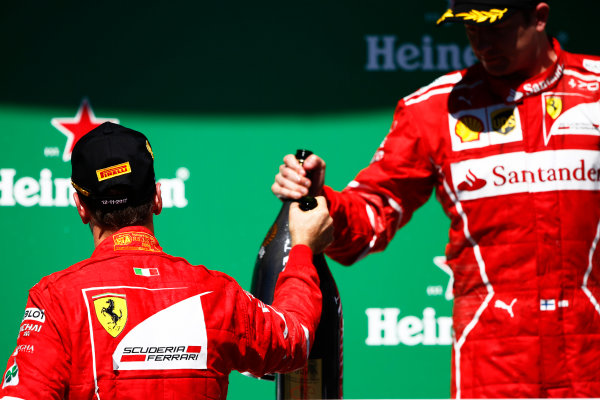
458;96;472;105
494;298;517;318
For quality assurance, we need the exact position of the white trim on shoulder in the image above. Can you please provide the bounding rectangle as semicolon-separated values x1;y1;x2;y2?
564;68;600;82
404;72;463;100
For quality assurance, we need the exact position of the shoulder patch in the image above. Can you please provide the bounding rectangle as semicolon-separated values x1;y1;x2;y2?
2;360;19;389
583;59;600;74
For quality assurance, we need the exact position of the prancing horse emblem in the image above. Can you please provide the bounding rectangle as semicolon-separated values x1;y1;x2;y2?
546;97;562;120
93;293;128;337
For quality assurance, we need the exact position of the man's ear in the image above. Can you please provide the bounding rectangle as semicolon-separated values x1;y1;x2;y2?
73;192;91;224
534;2;550;32
153;182;163;216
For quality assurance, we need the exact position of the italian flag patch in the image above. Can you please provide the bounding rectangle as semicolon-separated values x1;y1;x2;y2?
134;267;159;277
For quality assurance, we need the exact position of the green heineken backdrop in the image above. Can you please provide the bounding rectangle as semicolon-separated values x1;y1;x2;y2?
0;1;597;398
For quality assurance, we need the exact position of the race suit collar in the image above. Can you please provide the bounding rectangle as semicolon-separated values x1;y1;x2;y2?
91;226;163;257
505;37;564;103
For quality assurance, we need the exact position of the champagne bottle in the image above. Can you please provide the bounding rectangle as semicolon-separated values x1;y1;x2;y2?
251;149;343;399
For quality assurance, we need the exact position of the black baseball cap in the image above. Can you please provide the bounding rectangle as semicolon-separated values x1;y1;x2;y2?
437;0;543;25
71;122;156;209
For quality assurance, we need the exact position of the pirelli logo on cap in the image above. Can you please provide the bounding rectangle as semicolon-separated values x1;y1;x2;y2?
97;162;132;181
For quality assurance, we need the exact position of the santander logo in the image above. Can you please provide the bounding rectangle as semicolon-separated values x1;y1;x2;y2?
457;170;486;191
451;150;600;202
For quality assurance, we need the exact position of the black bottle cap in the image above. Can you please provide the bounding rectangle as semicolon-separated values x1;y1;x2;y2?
298;196;317;211
295;149;313;162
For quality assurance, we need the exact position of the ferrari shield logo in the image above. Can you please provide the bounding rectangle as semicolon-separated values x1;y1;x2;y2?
546;97;562;120
93;293;128;337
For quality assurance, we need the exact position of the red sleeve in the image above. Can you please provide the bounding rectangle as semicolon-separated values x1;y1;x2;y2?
0;286;70;399
233;244;321;377
325;101;436;265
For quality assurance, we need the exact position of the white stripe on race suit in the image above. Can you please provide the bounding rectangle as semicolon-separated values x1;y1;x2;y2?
301;324;310;360
442;177;495;400
564;68;600;82
387;196;404;230
583;218;600;316
267;306;288;339
405;87;454;106
355;204;378;263
347;180;404;260
82;289;100;396
346;181;378;263
403;72;463;103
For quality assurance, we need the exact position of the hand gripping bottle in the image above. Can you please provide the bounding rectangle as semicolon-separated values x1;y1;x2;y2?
250;149;343;399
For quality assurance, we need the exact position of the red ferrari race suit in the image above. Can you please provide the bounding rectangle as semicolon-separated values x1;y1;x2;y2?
0;226;321;399
324;39;600;398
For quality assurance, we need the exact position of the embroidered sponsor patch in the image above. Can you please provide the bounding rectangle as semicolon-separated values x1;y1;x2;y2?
491;108;517;135
113;232;161;252
2;361;19;389
457;170;486;191
451;149;600;201
558;300;569;308
93;293;128;338
583;59;600;74
112;294;209;371
546;97;563;120
134;267;159;277
96;162;131;182
449;104;523;151
19;323;42;338
522;64;564;96
22;308;45;324
540;299;556;311
15;345;34;354
455;116;483;142
119;346;202;363
542;93;600;145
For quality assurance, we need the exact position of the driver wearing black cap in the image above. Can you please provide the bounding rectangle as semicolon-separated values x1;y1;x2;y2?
0;122;334;399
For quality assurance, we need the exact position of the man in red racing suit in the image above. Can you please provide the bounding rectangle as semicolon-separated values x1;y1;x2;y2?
272;1;600;398
324;38;600;398
0;122;333;399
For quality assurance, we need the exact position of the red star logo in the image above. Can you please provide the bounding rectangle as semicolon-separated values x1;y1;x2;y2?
51;98;119;162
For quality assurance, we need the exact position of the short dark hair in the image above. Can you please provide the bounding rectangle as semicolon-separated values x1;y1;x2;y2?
80;186;155;230
87;201;154;230
520;6;538;25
